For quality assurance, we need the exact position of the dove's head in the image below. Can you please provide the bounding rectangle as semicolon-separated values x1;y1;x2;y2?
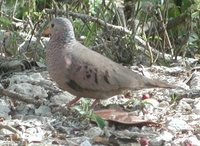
48;17;75;43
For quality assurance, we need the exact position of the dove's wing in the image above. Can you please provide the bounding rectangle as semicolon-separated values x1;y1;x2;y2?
65;41;157;92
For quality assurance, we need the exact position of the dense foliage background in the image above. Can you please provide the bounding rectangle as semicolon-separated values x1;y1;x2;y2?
0;0;200;66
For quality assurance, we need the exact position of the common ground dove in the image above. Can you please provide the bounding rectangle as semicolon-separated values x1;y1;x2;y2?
46;17;175;106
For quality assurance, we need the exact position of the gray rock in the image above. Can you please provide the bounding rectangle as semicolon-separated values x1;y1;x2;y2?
153;130;173;144
80;140;92;146
85;127;103;139
172;136;200;146
8;83;48;98
176;100;192;112
167;118;193;133
9;73;45;84
9;74;31;84
50;91;75;105
193;99;200;114
0;99;10;119
188;72;200;90
16;104;35;115
183;136;200;146
35;105;51;116
159;101;170;108
29;73;45;82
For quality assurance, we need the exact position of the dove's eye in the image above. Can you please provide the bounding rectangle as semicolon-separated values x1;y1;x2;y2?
51;23;54;28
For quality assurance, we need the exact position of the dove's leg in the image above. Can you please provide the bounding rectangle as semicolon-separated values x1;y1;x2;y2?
67;97;100;108
91;99;100;108
67;97;81;107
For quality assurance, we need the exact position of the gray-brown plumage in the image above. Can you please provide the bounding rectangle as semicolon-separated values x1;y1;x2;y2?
46;17;175;106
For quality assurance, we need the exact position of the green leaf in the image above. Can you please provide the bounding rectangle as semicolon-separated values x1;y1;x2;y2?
0;17;12;27
92;113;106;129
168;4;181;18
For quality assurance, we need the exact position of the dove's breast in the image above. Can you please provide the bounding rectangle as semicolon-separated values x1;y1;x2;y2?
46;41;72;87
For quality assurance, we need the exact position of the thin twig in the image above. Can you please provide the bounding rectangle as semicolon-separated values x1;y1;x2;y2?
176;90;200;102
0;123;19;134
157;8;173;57
0;87;42;106
27;80;61;94
12;0;18;19
0;11;24;22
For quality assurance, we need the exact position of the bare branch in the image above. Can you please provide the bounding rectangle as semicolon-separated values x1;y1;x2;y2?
0;87;42;106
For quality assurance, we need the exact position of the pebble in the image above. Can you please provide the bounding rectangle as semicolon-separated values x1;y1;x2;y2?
154;130;174;142
192;100;200;114
0;99;11;119
167;118;193;133
50;91;75;105
189;72;200;90
35;105;51;116
80;140;92;146
8;83;48;98
176;100;192;113
85;127;103;139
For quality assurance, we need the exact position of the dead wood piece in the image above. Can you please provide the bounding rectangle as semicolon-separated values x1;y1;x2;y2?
0;87;42;106
0;123;19;134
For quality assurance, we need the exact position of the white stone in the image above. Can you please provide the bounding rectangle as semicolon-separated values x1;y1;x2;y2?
9;74;30;84
167;118;193;133
186;136;200;146
80;140;92;146
193;100;200;114
156;131;174;142
189;72;200;90
35;105;51;116
176;100;192;112
21;127;44;142
0;99;11;119
8;83;48;98
16;104;34;115
159;101;170;108
85;127;103;139
50;91;75;105
29;73;44;82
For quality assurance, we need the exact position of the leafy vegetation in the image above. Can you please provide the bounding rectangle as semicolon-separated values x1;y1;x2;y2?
0;0;199;65
73;99;106;129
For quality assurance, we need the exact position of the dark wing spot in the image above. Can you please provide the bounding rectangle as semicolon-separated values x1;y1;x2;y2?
76;66;82;72
86;74;91;78
104;76;110;84
89;69;93;73
85;65;88;69
66;80;83;92
104;70;110;84
105;70;109;76
94;72;98;84
85;71;91;78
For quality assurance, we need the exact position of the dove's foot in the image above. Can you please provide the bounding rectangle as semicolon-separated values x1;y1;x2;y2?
91;99;100;108
66;97;81;107
67;97;100;108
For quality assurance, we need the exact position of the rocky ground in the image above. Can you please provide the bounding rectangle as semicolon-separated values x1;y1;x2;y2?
0;61;200;146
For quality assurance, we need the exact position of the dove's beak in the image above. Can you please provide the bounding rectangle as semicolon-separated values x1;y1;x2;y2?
43;26;50;37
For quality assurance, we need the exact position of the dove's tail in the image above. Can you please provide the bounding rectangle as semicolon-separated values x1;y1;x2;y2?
143;78;176;89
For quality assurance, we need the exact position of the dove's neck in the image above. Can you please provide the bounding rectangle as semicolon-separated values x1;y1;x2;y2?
65;30;76;44
51;30;76;45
